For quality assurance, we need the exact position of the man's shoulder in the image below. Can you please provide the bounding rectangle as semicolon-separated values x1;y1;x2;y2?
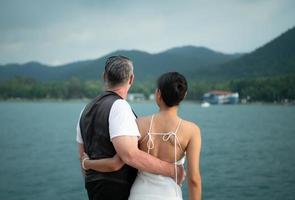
109;99;134;118
112;99;131;109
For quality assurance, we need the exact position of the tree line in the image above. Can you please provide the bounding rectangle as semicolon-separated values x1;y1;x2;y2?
0;75;294;103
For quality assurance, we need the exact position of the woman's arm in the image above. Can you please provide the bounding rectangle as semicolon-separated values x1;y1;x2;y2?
82;153;125;172
186;124;202;200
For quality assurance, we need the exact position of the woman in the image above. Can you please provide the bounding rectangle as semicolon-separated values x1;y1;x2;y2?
82;72;202;200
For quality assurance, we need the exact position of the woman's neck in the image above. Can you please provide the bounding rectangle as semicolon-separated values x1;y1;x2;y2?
158;106;178;117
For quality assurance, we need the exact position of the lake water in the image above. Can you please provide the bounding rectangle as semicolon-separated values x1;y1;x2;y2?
0;101;294;200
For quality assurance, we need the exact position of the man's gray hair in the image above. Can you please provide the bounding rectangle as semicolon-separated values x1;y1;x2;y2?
104;55;134;87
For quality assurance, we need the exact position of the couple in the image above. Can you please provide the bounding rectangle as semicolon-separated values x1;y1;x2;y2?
76;56;202;200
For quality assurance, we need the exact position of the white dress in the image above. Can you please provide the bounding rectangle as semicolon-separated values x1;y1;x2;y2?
128;115;185;200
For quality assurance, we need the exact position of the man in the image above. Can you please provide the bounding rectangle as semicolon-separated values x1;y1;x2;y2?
76;56;184;200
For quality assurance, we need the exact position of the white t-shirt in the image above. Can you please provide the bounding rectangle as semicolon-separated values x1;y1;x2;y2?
76;99;140;144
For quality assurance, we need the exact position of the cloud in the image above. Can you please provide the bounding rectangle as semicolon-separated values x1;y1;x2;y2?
0;0;294;65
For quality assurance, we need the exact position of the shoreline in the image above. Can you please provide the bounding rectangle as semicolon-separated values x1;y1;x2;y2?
0;98;294;106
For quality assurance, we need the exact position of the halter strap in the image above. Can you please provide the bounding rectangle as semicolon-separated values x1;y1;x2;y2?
146;115;183;152
146;114;183;192
149;114;182;135
174;118;182;134
148;114;155;133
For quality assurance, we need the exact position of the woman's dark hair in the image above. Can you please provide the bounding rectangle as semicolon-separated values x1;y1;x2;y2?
157;72;188;107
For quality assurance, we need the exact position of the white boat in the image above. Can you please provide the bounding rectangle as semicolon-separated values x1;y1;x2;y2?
201;102;210;108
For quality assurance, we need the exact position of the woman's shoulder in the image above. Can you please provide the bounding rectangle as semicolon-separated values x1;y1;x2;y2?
181;119;201;135
136;115;153;131
136;115;153;124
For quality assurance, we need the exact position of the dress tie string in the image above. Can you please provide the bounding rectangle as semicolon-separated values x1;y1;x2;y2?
145;114;182;198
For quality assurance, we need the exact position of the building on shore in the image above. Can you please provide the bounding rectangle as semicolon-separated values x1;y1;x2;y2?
127;93;146;102
203;90;239;104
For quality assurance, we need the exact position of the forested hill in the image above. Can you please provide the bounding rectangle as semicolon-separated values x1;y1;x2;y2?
0;46;241;81
210;27;295;80
0;26;294;82
106;47;242;81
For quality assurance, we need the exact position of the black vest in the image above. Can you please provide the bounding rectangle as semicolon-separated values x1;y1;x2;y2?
80;91;137;185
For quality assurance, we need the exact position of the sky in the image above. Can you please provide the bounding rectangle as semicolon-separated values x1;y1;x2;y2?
0;0;294;65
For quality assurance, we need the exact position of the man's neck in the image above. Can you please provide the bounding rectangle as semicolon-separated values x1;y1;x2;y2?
106;85;129;99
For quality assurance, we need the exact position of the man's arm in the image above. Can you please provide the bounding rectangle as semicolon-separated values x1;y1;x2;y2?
78;143;124;172
112;136;175;178
78;143;84;160
82;153;125;172
78;143;85;176
110;100;185;183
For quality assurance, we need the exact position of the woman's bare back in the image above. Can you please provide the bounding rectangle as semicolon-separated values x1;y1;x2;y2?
136;114;199;164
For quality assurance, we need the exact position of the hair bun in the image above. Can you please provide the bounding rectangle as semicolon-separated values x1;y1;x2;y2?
157;72;187;107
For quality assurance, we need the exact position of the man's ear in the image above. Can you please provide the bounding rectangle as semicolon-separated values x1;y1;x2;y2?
129;74;134;85
103;72;107;82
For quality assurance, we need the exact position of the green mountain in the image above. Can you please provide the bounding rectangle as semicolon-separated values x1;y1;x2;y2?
0;46;241;81
213;27;295;79
0;26;294;82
